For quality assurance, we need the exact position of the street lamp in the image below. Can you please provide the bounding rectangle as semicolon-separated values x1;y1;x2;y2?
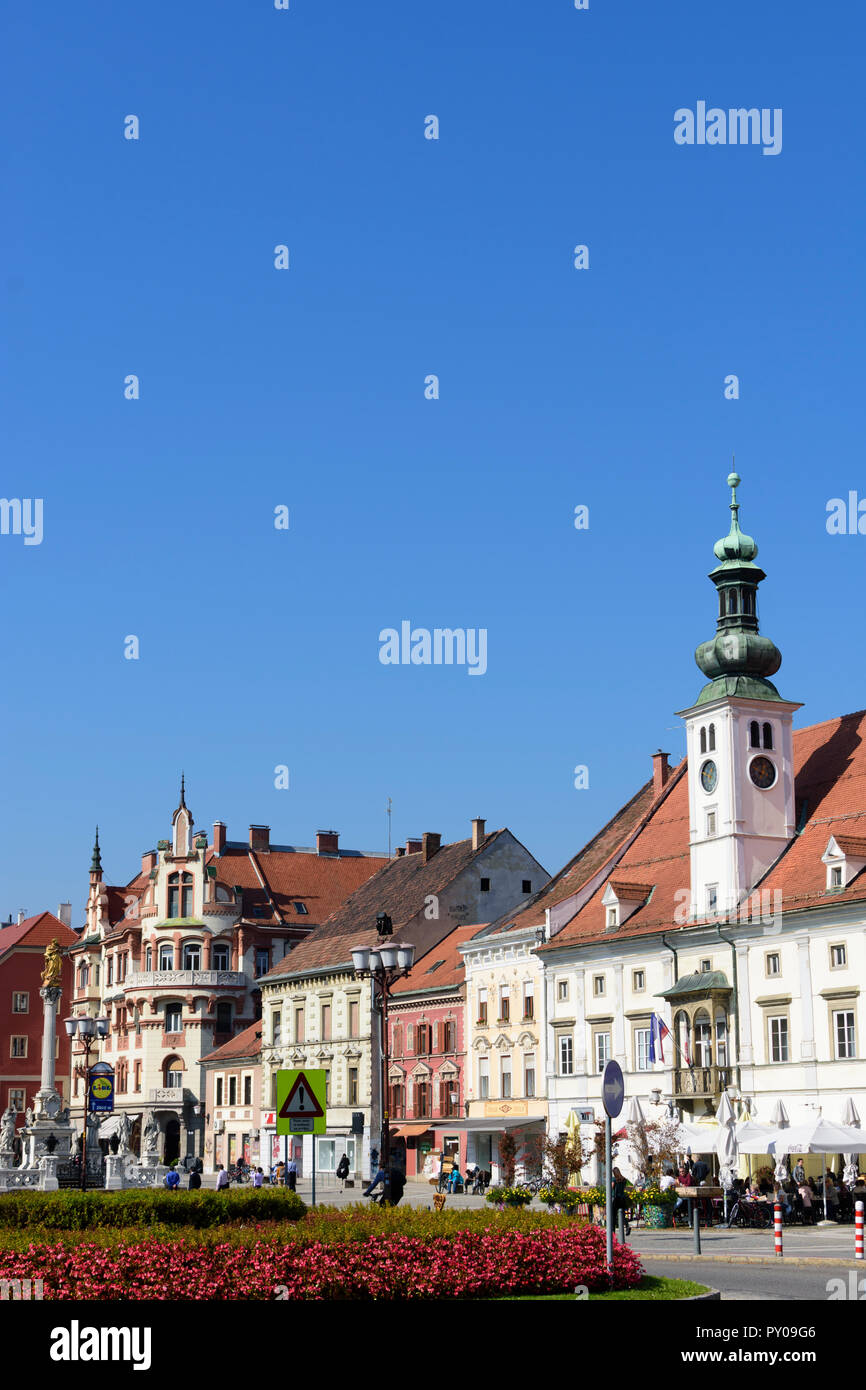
352;916;415;1192
65;1015;109;1191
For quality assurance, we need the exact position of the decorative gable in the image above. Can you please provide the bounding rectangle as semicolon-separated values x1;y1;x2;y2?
601;880;654;930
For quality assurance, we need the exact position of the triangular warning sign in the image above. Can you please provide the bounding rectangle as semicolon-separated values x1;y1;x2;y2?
278;1072;324;1120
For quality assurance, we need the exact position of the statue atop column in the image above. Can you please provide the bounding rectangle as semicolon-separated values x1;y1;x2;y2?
41;938;64;990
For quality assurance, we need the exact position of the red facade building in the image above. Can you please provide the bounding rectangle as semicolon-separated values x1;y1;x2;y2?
0;911;78;1140
387;924;479;1177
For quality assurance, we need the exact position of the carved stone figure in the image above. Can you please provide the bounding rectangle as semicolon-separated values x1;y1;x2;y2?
0;1105;17;1150
117;1112;132;1154
41;938;64;989
142;1113;159;1155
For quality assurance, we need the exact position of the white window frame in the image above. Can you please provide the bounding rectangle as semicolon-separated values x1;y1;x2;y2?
558;1035;574;1076
10;1036;27;1058
768;1014;789;1063
765;952;781;977
593;975;605;997
834;1009;856;1060
632;969;645;993
634;1027;651;1071
830;943;847;969
557;979;569;1001
12;992;29;1014
594;1030;611;1073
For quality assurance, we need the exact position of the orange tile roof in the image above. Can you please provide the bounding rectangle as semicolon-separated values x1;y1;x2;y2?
543;709;866;951
260;832;509;979
390;924;482;996
0;911;79;960
209;846;390;926
200;1020;262;1064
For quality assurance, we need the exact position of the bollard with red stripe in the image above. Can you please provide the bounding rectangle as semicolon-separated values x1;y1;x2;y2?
856;1201;864;1260
774;1201;783;1257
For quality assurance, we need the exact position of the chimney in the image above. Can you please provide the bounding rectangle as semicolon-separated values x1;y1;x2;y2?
213;822;226;856
422;832;442;864
472;818;486;852
141;850;157;876
17;909;26;925
57;902;72;928
395;846;406;857
652;750;671;798
405;838;423;855
249;825;270;853
316;830;340;856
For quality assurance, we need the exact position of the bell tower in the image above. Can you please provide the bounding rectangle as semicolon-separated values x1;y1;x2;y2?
677;472;801;920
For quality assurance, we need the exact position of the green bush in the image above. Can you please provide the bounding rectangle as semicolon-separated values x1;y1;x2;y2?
0;1188;306;1230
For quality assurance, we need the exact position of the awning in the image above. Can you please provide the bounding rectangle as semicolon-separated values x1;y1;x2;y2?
392;1124;435;1138
97;1113;141;1138
440;1115;547;1133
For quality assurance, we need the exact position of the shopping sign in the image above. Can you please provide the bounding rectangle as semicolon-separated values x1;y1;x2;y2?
88;1063;115;1114
276;1069;327;1135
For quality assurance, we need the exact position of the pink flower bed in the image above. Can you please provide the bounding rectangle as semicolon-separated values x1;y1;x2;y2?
0;1225;642;1300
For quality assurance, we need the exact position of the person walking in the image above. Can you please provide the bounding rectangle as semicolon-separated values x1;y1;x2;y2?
793;1159;806;1185
215;1164;230;1191
286;1156;298;1191
188;1167;202;1190
611;1166;631;1236
253;1166;264;1189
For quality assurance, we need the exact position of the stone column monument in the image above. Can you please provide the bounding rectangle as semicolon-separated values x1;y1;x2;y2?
18;940;75;1180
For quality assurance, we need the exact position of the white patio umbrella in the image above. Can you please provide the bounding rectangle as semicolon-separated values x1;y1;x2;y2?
715;1093;737;1216
841;1099;861;1183
626;1096;646;1125
769;1099;790;1127
767;1116;866;1226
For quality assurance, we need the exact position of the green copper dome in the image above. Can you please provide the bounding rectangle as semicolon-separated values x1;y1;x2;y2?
694;472;784;705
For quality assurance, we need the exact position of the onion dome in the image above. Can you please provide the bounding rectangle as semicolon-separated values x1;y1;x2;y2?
693;472;784;704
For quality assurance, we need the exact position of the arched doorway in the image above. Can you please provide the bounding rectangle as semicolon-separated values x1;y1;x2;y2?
164;1118;180;1165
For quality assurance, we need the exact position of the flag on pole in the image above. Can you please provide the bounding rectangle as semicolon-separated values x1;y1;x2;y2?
648;1013;672;1064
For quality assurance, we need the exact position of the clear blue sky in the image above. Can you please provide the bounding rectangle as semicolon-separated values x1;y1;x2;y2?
2;2;864;924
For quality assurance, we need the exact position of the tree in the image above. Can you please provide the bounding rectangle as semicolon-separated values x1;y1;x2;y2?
498;1131;518;1186
541;1132;584;1187
627;1117;682;1182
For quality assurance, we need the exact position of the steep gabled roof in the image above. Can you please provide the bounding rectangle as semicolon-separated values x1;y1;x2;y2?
0;911;78;961
390;924;481;997
200;1020;262;1065
260;832;510;980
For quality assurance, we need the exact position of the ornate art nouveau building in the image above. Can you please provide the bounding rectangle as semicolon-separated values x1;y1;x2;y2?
66;787;388;1164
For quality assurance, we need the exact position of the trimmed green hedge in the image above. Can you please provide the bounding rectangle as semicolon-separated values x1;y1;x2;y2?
0;1189;306;1230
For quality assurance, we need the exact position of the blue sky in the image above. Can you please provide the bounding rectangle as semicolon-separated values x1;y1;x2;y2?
2;1;864;924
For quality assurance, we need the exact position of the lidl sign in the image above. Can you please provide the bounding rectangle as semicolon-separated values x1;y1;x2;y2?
88;1070;115;1113
276;1069;326;1136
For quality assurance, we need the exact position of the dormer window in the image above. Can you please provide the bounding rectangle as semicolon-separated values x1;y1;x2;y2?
602;879;653;930
606;907;618;929
821;835;866;892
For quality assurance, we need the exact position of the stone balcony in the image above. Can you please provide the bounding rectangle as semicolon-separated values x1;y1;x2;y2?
672;1065;734;1099
125;970;247;992
148;1087;188;1106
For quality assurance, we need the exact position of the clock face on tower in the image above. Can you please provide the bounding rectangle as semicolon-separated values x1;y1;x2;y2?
700;760;718;793
749;755;777;790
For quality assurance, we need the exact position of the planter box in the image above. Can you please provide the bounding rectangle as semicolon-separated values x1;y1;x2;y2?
643;1203;673;1229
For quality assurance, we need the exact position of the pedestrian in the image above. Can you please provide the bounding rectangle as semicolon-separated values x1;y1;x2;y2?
385;1167;406;1207
793;1159;806;1185
164;1164;180;1191
448;1162;463;1194
216;1164;230;1191
253;1166;264;1189
691;1157;709;1185
286;1156;298;1192
336;1153;350;1189
364;1163;388;1198
797;1180;813;1224
611;1166;631;1236
188;1167;202;1190
437;1159;450;1194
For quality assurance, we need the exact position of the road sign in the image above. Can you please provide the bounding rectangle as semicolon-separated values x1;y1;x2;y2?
601;1060;624;1119
88;1069;115;1114
276;1069;327;1136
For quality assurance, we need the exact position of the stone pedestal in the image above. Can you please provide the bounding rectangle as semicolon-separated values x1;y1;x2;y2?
105;1154;125;1190
39;1155;59;1191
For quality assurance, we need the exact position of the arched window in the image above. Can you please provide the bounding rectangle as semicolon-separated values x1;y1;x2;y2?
728;589;738;615
145;946;152;971
708;723;716;752
212;942;230;971
94;964;100;986
750;720;761;749
718;591;726;618
182;941;201;970
742;590;753;615
158;943;174;971
762;722;773;750
163;1055;184;1088
699;727;707;754
79;963;89;989
392;1024;403;1057
714;1010;728;1067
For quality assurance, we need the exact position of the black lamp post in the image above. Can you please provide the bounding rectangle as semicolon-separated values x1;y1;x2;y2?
352;915;415;1188
64;1014;110;1190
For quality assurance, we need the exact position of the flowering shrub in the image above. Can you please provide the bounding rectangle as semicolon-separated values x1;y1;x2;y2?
0;1221;642;1300
537;1186;581;1211
484;1185;533;1207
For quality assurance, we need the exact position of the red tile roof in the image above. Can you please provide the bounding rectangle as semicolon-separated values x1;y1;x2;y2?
200;1020;262;1064
543;709;866;950
260;832;509;979
0;911;78;961
481;777;659;937
390;924;482;996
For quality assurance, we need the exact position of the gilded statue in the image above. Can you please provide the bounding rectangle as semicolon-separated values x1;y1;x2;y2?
41;938;64;989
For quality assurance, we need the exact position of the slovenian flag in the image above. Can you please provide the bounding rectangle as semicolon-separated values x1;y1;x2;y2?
649;1013;672;1064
